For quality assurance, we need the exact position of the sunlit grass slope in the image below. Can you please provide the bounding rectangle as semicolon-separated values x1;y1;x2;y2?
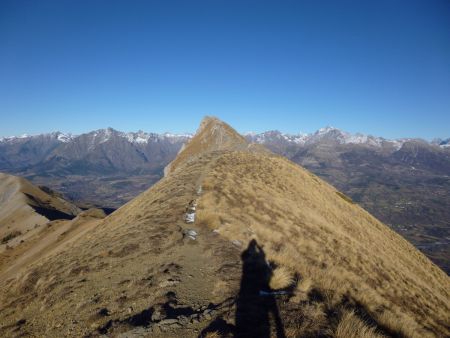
196;149;449;337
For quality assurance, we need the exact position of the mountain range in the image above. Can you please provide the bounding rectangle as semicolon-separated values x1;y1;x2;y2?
0;129;190;174
0;129;190;208
1;126;449;273
0;117;448;337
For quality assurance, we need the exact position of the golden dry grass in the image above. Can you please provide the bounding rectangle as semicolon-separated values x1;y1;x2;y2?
0;152;233;337
286;301;328;336
197;150;450;337
297;276;312;293
196;209;221;230
335;310;384;338
0;173;81;253
165;117;249;175
269;266;293;290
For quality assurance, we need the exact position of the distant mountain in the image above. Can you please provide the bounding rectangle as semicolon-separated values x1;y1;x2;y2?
41;128;191;175
0;132;71;169
0;128;191;174
245;127;450;150
432;137;450;148
0;129;191;207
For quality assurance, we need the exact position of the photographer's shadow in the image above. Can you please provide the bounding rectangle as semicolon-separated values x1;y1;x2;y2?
235;239;286;338
199;239;286;338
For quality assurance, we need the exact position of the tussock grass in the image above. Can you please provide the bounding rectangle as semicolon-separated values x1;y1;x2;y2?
269;266;293;290
290;302;328;336
377;310;434;338
335;310;384;338
297;277;312;293
196;209;221;229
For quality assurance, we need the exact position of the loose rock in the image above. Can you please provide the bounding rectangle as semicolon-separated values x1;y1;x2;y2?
231;239;242;247
159;318;179;325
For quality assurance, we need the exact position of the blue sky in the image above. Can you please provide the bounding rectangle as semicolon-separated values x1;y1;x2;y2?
0;0;449;139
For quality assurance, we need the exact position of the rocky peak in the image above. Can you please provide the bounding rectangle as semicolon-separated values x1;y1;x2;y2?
164;116;250;176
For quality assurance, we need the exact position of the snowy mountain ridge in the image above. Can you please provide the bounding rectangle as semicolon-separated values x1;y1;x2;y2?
0;131;74;143
1;127;448;149
244;128;446;150
0;128;193;145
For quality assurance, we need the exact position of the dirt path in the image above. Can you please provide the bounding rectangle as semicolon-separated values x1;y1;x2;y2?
94;154;242;337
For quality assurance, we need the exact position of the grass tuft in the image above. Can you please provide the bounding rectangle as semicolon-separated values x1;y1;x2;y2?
196;209;221;229
335;310;384;338
1;230;22;244
270;266;293;290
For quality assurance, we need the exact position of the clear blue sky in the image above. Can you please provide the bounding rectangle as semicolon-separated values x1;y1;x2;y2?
1;0;449;139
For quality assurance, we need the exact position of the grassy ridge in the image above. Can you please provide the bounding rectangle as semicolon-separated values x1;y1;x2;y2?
196;151;449;337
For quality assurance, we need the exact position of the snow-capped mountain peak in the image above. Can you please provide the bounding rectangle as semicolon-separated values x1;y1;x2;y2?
78;128;193;146
433;137;450;148
1;127;448;149
54;132;73;143
0;131;74;143
316;126;338;135
245;127;425;150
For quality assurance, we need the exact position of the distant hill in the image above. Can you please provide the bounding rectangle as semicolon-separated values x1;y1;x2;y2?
1;117;447;337
0;172;80;249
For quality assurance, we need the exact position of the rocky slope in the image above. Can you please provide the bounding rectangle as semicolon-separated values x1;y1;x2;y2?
0;117;448;338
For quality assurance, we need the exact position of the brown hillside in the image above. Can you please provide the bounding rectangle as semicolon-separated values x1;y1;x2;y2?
0;118;448;338
164;117;251;176
0;173;80;250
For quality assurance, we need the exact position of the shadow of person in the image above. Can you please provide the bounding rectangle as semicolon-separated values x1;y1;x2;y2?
235;239;286;338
